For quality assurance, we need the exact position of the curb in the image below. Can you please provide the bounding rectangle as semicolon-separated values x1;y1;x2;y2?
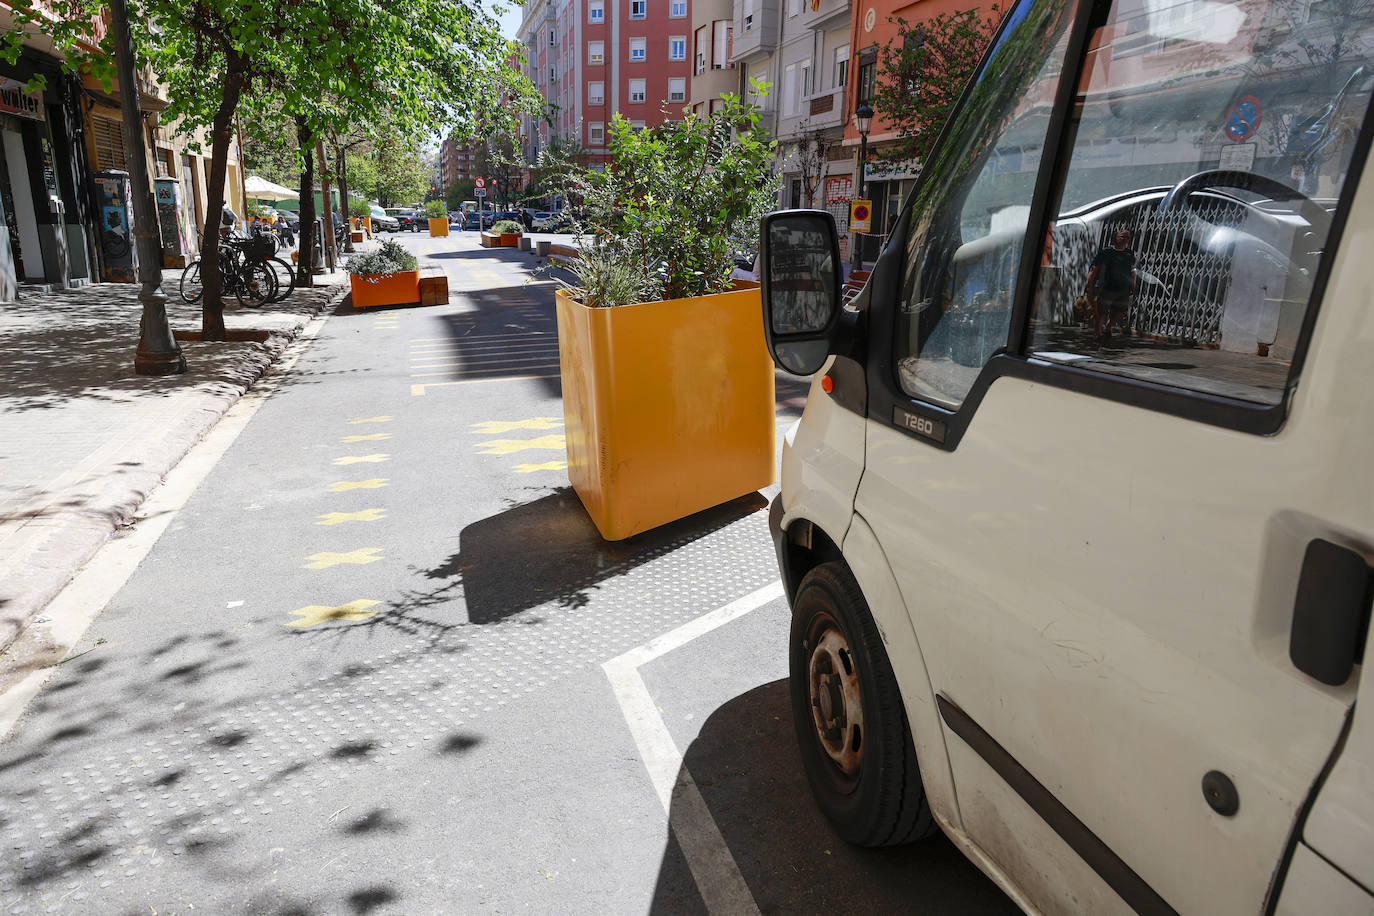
0;283;349;665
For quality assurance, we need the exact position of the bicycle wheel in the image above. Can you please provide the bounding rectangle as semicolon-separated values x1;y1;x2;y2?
235;261;277;308
266;257;296;302
179;260;203;303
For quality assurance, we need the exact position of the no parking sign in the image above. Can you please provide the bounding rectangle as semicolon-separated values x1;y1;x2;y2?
849;199;873;233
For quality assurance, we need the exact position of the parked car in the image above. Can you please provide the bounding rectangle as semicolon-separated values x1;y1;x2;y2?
757;0;1374;912
385;208;421;232
369;205;399;233
529;211;556;230
464;211;493;231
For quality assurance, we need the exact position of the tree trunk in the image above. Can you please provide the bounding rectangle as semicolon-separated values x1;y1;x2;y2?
199;62;248;341
317;140;336;270
338;142;354;253
295;117;316;289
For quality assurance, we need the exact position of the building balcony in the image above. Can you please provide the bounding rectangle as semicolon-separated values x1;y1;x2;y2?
731;0;780;63
803;86;845;130
799;0;851;31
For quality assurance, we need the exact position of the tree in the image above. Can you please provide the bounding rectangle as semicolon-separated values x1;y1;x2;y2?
870;8;1001;173
446;179;476;211
476;134;527;208
788;126;833;208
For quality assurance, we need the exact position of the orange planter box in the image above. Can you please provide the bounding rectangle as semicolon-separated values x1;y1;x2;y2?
428;218;450;237
556;286;775;540
350;270;421;308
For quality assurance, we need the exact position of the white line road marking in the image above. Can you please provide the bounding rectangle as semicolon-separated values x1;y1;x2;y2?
603;580;784;916
0;313;332;740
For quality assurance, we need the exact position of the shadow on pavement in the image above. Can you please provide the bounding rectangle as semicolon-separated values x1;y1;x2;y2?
450;487;768;625
650;680;1019;915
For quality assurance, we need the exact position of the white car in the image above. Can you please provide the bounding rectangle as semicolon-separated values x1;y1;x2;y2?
529;210;555;230
369;206;399;232
758;0;1374;913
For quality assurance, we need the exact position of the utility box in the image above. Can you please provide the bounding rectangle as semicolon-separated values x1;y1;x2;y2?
93;170;138;282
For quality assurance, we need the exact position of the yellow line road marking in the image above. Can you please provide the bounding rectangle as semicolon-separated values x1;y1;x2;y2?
411;366;560;378
513;460;568;473
347;416;393;424
341;433;392;443
285;599;381;628
333;454;390;465
302;548;385;570
470;417;563;434
328;479;390;492
476;434;566;455
316;508;387;525
411;375;560;395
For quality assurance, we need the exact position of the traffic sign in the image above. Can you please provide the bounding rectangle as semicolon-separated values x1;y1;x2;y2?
849;199;872;233
474;187;487;197
474;177;486;189
1225;96;1261;142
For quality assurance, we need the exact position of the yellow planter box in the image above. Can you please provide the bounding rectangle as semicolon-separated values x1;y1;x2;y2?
556;287;776;540
429;218;450;237
350;270;421;308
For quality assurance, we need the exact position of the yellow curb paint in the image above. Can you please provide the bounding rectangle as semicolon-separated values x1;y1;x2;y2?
316;508;387;525
476;434;566;456
470;417;563;434
341;433;392;443
328;479;390;492
284;599;381;627
513;460;569;473
301;548;384;570
333;454;390;465
347;416;393;424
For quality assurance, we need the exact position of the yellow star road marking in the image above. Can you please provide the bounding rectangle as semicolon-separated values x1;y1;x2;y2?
476;434;566;456
348;416;392;424
301;548;384;570
316;508;387;525
333;454;390;465
513;461;569;473
470;417;563;434
328;479;390;492
285;600;381;628
341;433;392;443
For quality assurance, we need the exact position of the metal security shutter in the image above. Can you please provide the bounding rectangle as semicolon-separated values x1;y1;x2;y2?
91;115;126;171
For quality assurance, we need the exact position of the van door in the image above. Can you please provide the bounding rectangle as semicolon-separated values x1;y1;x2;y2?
854;0;1374;912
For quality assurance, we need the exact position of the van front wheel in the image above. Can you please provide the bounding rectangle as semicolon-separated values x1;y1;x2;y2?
789;562;935;846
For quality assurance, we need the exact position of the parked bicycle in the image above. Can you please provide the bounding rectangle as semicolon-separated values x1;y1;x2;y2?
179;234;293;306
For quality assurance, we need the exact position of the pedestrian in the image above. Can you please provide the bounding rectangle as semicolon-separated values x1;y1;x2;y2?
521;208;533;232
1084;227;1136;345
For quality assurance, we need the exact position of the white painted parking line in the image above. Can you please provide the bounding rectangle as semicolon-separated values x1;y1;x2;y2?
603;580;785;916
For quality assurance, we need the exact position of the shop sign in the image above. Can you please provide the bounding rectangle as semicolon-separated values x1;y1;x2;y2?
0;79;44;121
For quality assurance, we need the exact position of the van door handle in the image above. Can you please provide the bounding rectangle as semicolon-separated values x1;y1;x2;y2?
1290;539;1372;686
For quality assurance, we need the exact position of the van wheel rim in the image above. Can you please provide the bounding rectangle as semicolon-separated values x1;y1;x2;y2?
808;624;863;777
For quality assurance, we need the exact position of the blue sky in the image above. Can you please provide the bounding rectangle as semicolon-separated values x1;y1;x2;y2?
488;0;524;40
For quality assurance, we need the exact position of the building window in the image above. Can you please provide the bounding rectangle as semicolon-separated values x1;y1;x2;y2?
588;40;604;64
787;0;801;16
669;77;686;102
695;25;709;74
712;20;731;68
588;81;605;105
669;36;686;60
629;78;647;102
783;62;797;114
857;58;876;104
630;0;646;17
549;29;555;46
800;58;811;98
589;0;604;21
631;120;647;130
589;122;605;145
671;0;687;16
834;45;849;88
744;0;756;30
630;37;646;61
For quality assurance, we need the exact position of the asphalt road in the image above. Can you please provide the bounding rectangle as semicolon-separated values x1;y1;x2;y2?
0;231;1018;915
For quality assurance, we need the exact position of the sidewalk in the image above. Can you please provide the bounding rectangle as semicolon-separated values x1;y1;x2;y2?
0;266;351;669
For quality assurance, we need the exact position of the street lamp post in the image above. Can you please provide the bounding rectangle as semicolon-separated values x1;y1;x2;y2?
110;0;185;376
852;103;874;271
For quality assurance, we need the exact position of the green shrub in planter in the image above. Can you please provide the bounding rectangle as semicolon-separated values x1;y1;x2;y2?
424;200;447;219
492;220;523;234
349;198;372;218
347;239;418;276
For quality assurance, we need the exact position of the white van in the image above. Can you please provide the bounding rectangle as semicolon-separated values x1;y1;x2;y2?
758;0;1374;911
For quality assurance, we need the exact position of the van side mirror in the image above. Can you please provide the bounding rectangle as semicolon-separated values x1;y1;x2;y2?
760;210;843;375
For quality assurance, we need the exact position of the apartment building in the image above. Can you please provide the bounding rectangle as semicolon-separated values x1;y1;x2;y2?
440;135;482;190
688;0;736;116
518;0;694;167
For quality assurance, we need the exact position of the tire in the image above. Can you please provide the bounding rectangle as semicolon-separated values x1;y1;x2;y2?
789;562;936;847
179;260;203;303
266;257;296;302
236;261;277;308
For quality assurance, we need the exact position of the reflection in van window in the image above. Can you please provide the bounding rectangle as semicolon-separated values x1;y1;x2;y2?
1030;0;1374;405
895;0;1079;409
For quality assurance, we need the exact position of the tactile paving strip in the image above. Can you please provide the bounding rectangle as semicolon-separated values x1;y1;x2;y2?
0;512;778;912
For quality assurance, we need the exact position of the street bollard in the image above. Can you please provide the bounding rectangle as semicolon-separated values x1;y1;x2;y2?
536;240;551;258
519;237;532;252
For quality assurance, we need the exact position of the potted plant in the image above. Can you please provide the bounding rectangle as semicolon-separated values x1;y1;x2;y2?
425;200;450;237
551;86;780;540
347;239;421;308
482;218;523;248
